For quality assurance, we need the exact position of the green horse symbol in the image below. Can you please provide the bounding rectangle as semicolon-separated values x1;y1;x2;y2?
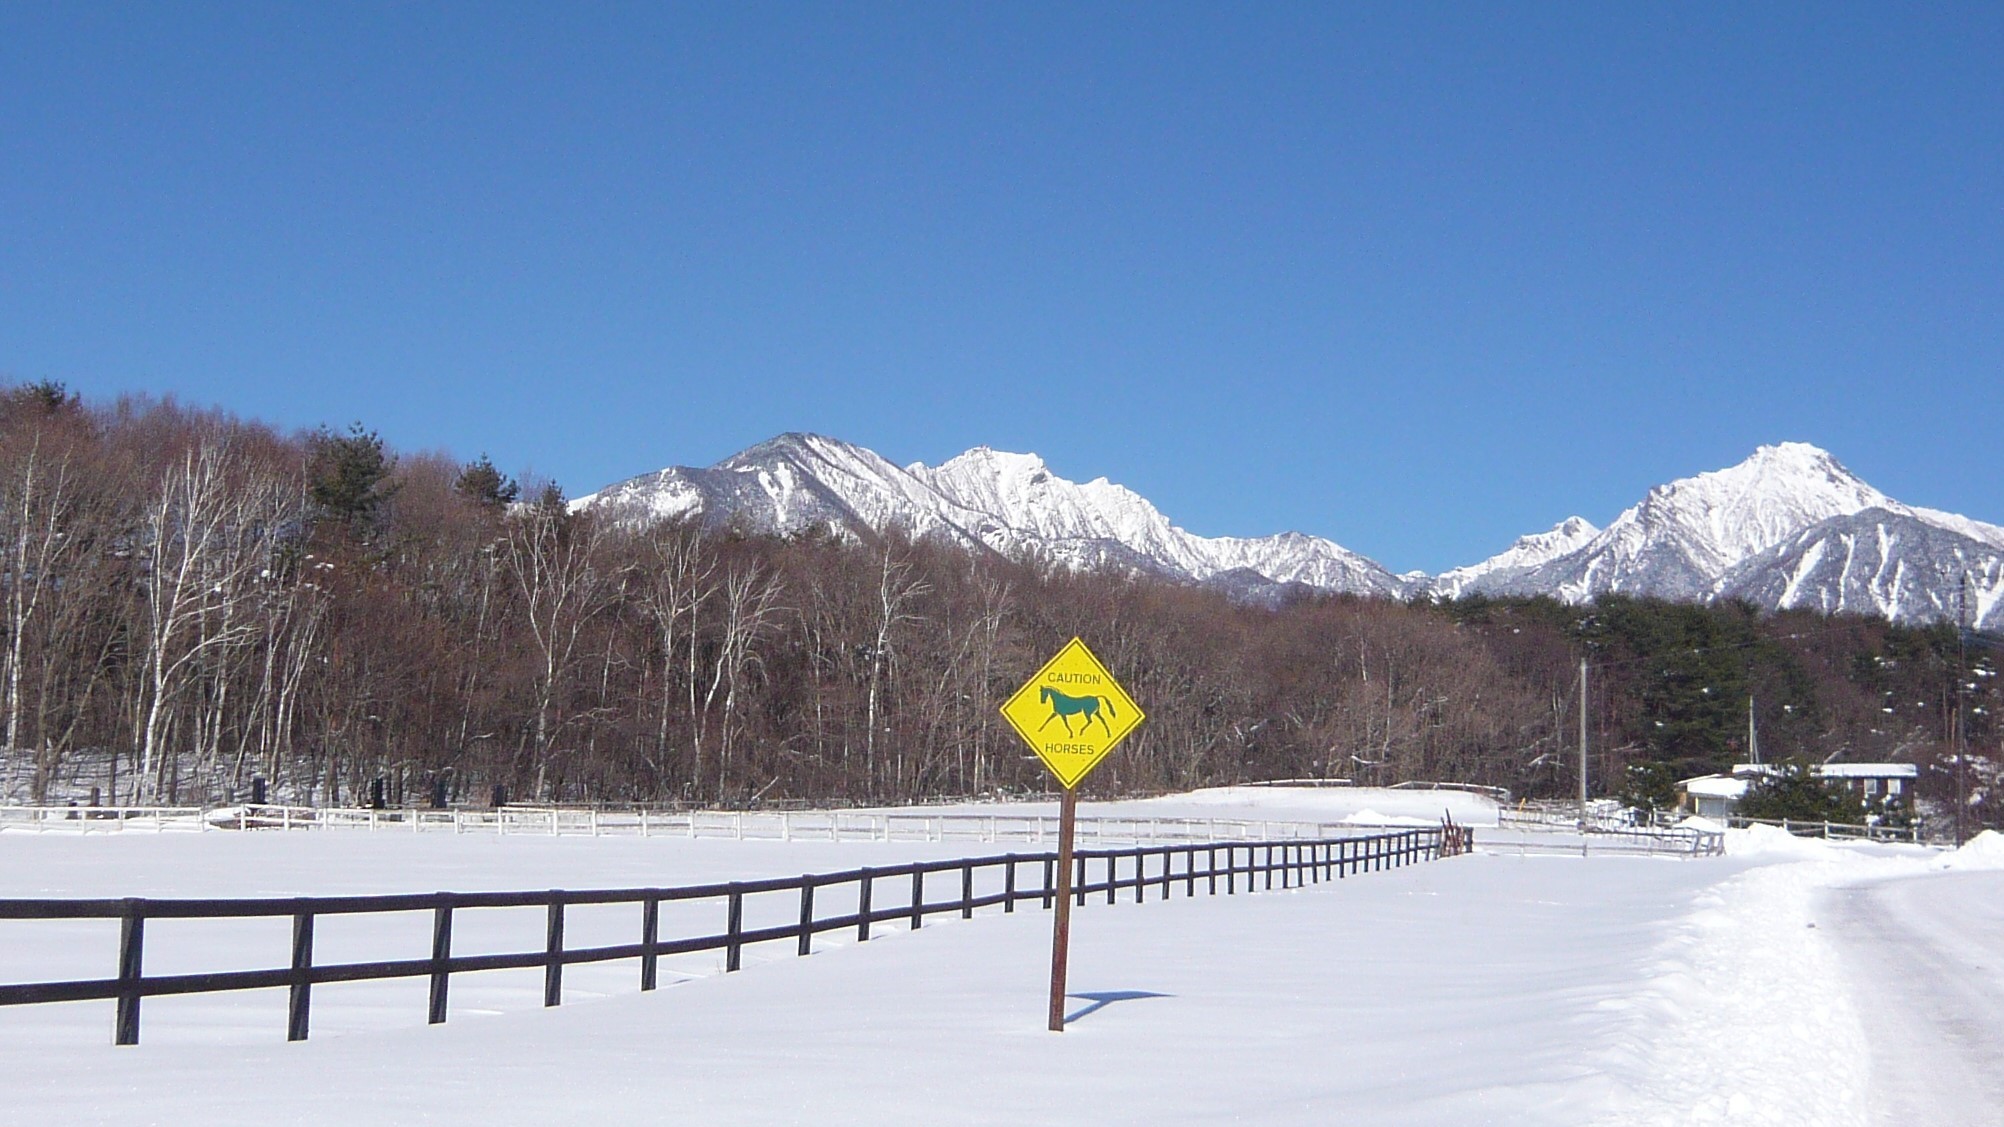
1038;686;1117;737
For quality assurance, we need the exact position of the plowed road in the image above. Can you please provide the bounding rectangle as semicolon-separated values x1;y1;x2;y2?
1825;871;2004;1127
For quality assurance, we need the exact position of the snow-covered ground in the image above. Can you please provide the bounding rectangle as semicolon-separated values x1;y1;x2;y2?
0;797;1993;1125
891;784;1506;827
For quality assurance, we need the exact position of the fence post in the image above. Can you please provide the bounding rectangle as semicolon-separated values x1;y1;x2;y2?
726;886;744;972
962;863;975;920
642;895;661;988
1106;855;1117;906
428;902;453;1024
287;906;314;1041
910;868;925;930
1186;847;1197;897
1075;854;1087;907
1160;850;1171;901
1226;846;1236;894
797;879;815;956
858;869;874;941
1041;857;1054;910
114;899;145;1046
544;898;565;1005
1004;855;1017;914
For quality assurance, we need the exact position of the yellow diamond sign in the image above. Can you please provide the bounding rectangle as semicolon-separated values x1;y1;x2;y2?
1000;637;1145;790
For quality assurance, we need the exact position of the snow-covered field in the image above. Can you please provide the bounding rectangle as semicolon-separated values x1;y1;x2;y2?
1;793;1995;1126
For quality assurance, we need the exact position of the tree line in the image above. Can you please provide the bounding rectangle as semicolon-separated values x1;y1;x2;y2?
0;384;1993;827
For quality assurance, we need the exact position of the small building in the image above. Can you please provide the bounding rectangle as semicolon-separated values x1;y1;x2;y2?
1679;774;1750;819
1676;761;1917;819
1813;762;1917;804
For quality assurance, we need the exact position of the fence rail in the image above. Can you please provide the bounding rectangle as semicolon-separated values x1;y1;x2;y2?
1483;824;1725;858
1721;813;1918;843
0;826;1471;1045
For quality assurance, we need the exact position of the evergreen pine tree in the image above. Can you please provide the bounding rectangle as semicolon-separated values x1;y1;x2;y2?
454;453;519;510
308;422;399;529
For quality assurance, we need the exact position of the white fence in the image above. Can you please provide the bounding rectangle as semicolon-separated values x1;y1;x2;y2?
0;803;1408;846
0;806;210;833
1482;825;1726;858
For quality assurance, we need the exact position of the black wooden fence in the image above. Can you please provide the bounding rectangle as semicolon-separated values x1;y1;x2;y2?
0;825;1471;1045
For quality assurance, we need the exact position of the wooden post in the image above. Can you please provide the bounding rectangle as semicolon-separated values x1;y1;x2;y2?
1003;855;1017;913
962;863;975;919
642;896;661;987
543;899;564;1006
910;868;925;930
1047;787;1078;1033
427;903;453;1024
858;869;874;941
725;886;744;971
114;899;145;1046
287;908;314;1041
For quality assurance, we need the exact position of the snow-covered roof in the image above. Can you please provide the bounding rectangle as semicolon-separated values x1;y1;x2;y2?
1816;763;1918;779
1681;775;1750;800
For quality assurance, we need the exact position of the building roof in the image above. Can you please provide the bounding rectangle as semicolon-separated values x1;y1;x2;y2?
1816;763;1918;779
1681;775;1750;800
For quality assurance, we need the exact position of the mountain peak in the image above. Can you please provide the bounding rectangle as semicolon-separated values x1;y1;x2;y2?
923;446;1051;480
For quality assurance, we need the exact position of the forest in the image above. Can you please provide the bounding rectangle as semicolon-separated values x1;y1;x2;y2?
0;383;1994;827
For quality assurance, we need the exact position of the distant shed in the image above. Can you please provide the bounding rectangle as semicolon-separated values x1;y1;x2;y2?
1675;762;1916;819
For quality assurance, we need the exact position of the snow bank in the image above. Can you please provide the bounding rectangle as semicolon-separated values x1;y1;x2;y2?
1593;859;1873;1126
1724;823;1852;860
1933;829;2004;871
1337;808;1435;827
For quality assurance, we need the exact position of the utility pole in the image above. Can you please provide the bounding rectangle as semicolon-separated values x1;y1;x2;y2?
1578;657;1589;829
1957;572;1971;845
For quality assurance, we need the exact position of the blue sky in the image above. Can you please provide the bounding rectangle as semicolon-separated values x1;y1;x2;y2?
2;3;1999;573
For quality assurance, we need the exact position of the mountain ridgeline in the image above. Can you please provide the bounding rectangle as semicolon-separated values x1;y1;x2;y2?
0;387;1995;830
578;435;2004;632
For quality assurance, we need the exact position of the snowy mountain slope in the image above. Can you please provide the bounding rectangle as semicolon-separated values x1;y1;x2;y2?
1717;508;2004;631
577;434;1409;597
578;435;1997;626
1457;443;1897;601
1433;516;1599;598
1451;443;2001;610
574;433;987;549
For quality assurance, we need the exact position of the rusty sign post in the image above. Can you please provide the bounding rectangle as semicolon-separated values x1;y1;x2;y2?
998;637;1144;1032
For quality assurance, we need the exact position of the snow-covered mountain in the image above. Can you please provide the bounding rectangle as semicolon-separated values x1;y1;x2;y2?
1717;509;2004;629
1434;516;1599;599
1448;443;2004;628
574;434;1412;598
577;436;2002;629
